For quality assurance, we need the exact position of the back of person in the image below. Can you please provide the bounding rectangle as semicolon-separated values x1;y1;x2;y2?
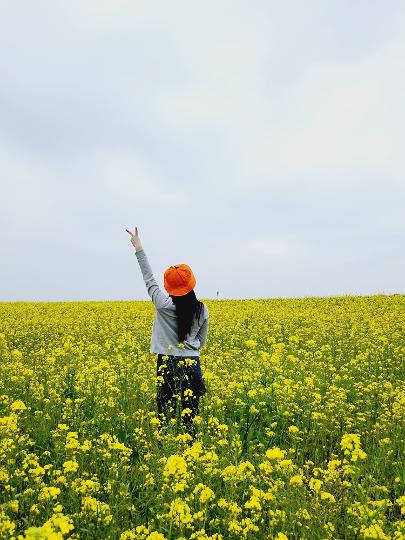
152;301;209;357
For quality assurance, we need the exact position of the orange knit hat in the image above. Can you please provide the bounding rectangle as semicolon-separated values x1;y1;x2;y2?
164;263;196;296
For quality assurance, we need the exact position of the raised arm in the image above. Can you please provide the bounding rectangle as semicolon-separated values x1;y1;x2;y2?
126;227;172;310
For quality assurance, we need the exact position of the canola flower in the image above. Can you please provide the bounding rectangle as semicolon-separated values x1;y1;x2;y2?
0;294;404;539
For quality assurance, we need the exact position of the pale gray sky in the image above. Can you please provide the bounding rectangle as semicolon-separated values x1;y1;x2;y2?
1;1;404;301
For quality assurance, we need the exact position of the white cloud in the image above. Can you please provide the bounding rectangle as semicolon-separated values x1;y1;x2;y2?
247;235;301;260
0;140;191;241
0;1;404;300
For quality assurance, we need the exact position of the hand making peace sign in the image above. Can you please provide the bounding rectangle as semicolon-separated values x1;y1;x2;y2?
126;227;143;252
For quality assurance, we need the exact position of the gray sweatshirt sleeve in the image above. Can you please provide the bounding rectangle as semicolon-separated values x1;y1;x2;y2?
196;307;209;348
135;249;173;310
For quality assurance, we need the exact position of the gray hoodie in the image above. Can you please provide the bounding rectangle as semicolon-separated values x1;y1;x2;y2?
135;248;209;357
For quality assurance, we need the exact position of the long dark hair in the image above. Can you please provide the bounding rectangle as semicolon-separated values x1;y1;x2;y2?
169;290;205;343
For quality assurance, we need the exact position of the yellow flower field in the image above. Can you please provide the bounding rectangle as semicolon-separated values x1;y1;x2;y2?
0;295;404;539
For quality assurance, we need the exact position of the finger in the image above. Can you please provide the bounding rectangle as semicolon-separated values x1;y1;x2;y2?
125;229;134;236
135;226;138;235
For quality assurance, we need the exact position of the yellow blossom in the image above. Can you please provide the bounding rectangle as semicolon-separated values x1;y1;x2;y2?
290;475;304;486
10;400;27;412
266;447;286;460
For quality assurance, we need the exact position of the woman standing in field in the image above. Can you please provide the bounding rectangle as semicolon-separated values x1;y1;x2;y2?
126;227;208;440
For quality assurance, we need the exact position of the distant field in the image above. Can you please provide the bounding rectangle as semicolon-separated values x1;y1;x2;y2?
0;295;404;539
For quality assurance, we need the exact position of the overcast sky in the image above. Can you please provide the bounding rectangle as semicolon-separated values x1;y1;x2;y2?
1;1;404;302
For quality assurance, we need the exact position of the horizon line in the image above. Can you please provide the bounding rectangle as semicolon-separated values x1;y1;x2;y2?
0;292;404;304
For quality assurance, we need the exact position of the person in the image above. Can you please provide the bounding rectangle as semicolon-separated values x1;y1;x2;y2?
126;227;209;441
